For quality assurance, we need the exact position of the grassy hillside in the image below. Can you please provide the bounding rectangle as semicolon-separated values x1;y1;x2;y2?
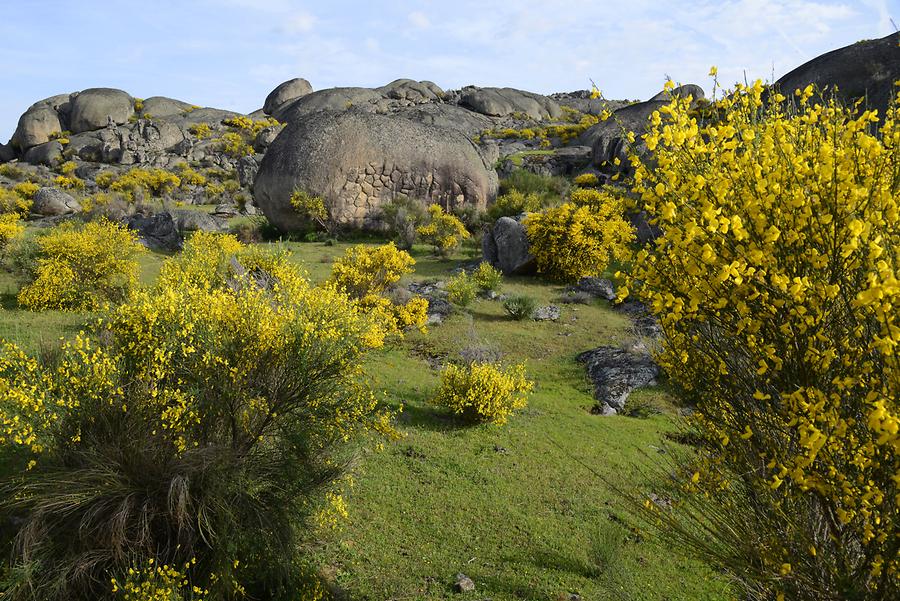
0;236;729;601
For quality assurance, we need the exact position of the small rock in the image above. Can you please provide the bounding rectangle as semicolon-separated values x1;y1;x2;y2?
32;187;81;216
213;203;240;217
127;211;183;251
454;573;475;593
577;345;660;414
568;277;616;301
532;305;561;321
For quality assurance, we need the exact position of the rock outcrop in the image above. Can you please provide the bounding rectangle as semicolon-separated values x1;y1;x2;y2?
459;87;563;120
253;110;498;230
577;345;660;415
32;187;81;216
482;215;535;275
263;78;313;116
69;88;134;133
774;32;899;117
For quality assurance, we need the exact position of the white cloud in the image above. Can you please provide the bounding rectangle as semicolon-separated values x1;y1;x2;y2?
408;11;431;29
283;11;317;34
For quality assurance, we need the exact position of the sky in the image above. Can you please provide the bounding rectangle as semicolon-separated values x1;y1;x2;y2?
0;0;896;141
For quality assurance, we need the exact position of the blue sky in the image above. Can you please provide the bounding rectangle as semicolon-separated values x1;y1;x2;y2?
1;0;896;141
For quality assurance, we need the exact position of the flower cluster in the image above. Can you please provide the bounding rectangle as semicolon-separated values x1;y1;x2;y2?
17;219;144;311
328;243;428;343
524;188;634;283
431;361;533;425
96;167;181;200
624;78;900;597
416;204;470;258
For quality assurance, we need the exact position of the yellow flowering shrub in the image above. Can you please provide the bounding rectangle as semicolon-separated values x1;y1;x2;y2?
487;189;544;220
111;560;207;601
431;361;533;425
96;167;181;200
173;163;207;187
12;181;39;200
524;191;634;283
573;173;600;187
218;132;254;159
223;115;280;135
446;271;477;307
17;219;144;311
188;123;213;139
0;188;31;215
290;189;335;234
416;204;470;258
328;243;427;341
472;261;503;292
0;237;396;599
53;174;85;190
0;213;24;251
623;79;900;599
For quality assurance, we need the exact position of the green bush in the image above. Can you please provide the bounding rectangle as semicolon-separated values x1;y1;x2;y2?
503;294;536;320
499;169;569;204
380;196;426;250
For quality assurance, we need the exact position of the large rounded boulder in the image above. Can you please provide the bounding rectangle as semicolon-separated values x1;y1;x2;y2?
263;78;313;116
774;32;899;116
10;105;63;151
459;87;563;120
273;87;386;121
253;110;498;231
9;94;71;151
69;88;134;133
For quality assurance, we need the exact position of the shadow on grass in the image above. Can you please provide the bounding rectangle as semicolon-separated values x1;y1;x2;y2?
392;401;473;433
0;291;17;311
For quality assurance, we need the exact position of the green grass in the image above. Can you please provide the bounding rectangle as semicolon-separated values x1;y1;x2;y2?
0;237;729;600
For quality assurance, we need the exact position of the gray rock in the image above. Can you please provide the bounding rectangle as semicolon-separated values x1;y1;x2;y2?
254;110;498;231
237;155;260;188
628;210;662;246
774;32;899;118
170;209;226;233
459;86;563;120
377;79;444;103
532;305;561;321
116;119;187;165
274;87;385;121
263;78;313;116
569;277;616;301
254;125;282;152
213;203;240;217
23;141;63;166
10;104;63;151
32;187;81;216
69;88;134;133
128;211;183;251
454;573;475;593
482;215;535;275
65;131;105;162
614;300;662;338
141;96;194;118
579;99;668;170
650;84;705;102
394;103;494;138
0;143;13;163
577;345;660;414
